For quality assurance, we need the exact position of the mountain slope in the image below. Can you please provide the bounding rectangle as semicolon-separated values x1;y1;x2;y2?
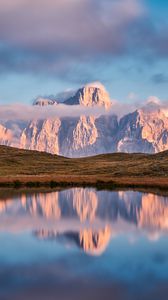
117;104;168;153
17;105;168;157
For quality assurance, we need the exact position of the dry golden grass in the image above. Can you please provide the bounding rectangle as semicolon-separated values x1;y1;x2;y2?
0;145;168;189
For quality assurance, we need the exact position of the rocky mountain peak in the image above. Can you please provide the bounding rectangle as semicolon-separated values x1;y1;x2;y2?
64;82;112;109
1;82;168;156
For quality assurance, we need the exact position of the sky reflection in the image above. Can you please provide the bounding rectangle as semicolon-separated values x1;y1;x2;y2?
0;188;168;300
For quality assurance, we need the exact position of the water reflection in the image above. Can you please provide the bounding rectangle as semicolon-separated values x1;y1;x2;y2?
1;188;168;300
34;226;111;256
1;189;168;255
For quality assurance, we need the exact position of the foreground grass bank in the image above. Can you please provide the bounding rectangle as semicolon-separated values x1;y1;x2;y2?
0;145;168;189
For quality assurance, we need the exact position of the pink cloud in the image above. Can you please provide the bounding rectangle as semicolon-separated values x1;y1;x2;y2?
0;0;144;53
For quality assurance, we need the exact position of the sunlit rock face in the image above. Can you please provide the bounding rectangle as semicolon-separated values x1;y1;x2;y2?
0;124;13;146
58;115;118;157
117;104;168;153
1;84;168;156
64;82;112;109
139;107;168;153
18;83;115;157
68;116;98;151
20;119;61;154
0;120;27;148
59;116;98;157
18;114;118;157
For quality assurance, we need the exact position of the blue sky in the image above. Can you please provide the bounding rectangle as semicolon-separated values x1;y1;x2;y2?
0;0;167;104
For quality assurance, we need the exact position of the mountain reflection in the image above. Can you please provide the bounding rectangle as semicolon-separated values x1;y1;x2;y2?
1;188;168;255
34;226;111;256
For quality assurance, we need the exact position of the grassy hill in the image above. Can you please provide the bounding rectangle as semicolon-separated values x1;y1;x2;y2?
0;145;168;189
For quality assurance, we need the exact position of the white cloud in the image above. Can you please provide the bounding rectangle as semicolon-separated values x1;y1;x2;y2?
0;103;111;121
146;96;161;105
127;92;138;101
0;92;167;122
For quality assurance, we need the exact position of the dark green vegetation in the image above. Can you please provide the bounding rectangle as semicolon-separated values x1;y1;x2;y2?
0;145;168;189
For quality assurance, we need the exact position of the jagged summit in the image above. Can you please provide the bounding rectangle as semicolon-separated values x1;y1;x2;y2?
117;103;168;153
1;83;168;156
64;82;112;109
32;82;112;109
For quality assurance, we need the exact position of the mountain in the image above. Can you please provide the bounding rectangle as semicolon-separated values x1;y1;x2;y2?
0;83;168;157
18;115;118;157
18;83;116;157
64;82;112;109
0;124;12;146
116;104;168;153
18;103;168;157
20;118;61;154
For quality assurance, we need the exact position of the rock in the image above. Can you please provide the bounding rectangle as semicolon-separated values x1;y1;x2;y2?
1;84;168;156
64;82;112;109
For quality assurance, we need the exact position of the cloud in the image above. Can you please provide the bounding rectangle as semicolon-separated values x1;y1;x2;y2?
0;0;143;53
112;95;168;118
141;96;168;117
127;92;138;101
0;0;145;78
85;82;108;90
0;0;168;88
146;96;161;105
151;73;168;84
0;103;112;121
56;90;77;102
0;0;167;90
0;92;168;122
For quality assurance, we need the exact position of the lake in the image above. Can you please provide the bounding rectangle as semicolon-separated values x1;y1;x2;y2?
0;188;168;300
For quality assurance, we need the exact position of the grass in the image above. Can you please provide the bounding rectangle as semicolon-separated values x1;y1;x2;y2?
0;145;168;189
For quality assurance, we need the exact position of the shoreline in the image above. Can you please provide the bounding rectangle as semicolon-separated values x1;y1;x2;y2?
0;175;168;191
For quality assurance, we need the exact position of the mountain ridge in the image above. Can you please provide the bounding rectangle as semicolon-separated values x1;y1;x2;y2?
0;82;168;157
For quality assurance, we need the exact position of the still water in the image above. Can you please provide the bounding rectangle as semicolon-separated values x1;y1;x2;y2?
0;188;168;300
